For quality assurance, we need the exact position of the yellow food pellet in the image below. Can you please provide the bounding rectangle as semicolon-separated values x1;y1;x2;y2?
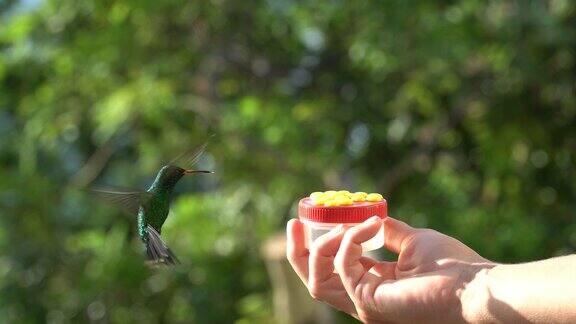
323;191;338;198
351;193;366;202
366;193;384;202
324;199;339;207
333;192;349;199
337;190;351;196
354;192;368;197
313;195;328;205
335;195;353;205
310;192;324;200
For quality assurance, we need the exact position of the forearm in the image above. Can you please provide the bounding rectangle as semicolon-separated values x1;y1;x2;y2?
461;254;576;323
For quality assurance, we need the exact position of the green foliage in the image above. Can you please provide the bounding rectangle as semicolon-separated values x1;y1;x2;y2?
1;0;575;322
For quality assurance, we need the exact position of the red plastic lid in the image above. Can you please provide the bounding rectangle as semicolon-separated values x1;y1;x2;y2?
298;197;387;223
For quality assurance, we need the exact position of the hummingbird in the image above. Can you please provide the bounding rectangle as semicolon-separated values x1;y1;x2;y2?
90;142;213;265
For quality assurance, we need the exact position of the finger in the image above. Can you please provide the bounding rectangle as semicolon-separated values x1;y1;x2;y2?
308;226;359;316
383;216;418;254
309;225;345;283
286;219;309;284
335;216;384;299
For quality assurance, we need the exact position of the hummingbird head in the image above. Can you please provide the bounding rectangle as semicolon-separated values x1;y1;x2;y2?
154;165;213;190
157;165;186;187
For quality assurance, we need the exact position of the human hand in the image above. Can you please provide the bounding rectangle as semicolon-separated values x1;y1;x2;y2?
286;216;496;323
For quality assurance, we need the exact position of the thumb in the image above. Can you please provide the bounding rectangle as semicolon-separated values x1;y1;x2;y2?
383;217;418;254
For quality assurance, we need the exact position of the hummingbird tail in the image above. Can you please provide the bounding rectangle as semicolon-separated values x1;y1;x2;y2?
146;225;180;265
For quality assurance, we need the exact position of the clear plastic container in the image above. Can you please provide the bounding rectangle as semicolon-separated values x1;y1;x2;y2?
301;219;385;252
298;197;387;252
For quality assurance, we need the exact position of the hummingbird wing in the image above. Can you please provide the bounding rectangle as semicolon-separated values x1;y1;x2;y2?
90;185;153;216
168;137;212;169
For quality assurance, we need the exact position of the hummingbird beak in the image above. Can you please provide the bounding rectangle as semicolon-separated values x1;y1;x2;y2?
184;169;214;174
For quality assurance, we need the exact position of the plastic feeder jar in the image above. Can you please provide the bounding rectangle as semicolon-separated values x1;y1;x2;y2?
298;197;387;251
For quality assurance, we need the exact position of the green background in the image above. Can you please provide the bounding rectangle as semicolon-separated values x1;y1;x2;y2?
1;0;575;322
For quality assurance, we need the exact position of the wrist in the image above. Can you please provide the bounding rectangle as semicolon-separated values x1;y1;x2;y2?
459;262;498;323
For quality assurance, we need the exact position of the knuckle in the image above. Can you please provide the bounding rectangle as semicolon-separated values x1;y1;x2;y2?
309;242;321;256
339;237;354;254
343;227;355;238
310;238;332;258
286;251;301;266
310;245;321;260
343;227;358;242
334;252;345;270
307;282;323;300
